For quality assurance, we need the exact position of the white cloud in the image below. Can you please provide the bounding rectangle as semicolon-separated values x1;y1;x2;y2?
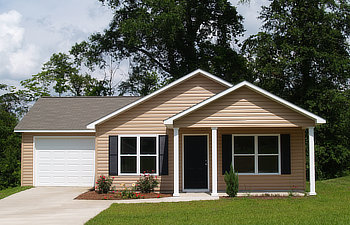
0;10;40;80
0;0;113;86
0;10;24;52
7;44;40;78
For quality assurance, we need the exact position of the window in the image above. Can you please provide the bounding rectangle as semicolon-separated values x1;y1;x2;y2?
119;136;158;175
233;135;280;174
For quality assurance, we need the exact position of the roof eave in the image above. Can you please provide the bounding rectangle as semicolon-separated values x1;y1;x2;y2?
14;129;96;133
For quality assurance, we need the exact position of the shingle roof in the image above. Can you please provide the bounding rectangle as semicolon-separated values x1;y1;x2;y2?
14;96;140;131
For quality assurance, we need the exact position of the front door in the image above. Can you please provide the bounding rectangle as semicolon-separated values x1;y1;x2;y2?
183;135;208;190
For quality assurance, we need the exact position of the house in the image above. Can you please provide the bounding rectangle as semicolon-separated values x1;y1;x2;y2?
14;69;325;196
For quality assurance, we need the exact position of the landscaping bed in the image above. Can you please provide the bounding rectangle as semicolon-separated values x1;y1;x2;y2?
75;190;172;200
220;195;302;200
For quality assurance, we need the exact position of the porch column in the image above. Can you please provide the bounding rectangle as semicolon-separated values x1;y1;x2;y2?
173;127;180;197
211;127;218;197
308;127;316;195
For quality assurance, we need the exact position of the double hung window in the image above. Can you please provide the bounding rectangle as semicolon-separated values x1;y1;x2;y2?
119;135;158;175
233;135;280;174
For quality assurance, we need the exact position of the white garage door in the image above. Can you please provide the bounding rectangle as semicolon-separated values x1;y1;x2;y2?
35;137;95;186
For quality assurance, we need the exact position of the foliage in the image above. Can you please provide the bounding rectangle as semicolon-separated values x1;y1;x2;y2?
87;176;350;225
224;165;239;197
95;175;114;194
118;183;142;199
71;0;253;95
20;53;116;99
0;87;22;189
136;172;159;193
118;71;164;96
242;0;350;179
0;186;32;199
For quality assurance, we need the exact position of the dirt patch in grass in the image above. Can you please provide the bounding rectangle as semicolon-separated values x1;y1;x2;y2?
75;190;172;200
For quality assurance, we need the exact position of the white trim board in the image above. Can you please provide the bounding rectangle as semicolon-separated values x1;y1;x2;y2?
86;69;233;129
164;81;326;126
15;130;95;133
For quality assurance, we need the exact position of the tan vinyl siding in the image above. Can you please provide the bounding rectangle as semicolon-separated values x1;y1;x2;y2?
175;87;315;128
96;74;227;191
217;127;306;191
21;132;95;186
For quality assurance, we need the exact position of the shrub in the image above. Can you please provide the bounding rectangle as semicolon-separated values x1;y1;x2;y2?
224;165;239;197
136;171;159;193
95;175;114;194
119;183;141;199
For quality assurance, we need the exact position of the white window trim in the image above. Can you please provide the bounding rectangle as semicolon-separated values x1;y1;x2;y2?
118;135;159;176
232;134;281;175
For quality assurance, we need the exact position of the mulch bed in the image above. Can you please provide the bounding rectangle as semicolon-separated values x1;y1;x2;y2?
75;190;172;200
220;196;303;199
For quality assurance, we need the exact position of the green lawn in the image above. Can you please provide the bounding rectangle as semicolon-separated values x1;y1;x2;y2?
86;176;350;225
0;186;32;200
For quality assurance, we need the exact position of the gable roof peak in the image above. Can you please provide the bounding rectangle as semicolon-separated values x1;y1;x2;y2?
86;69;232;129
164;80;326;126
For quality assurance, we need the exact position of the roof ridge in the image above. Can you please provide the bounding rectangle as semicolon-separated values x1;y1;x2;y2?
41;96;140;98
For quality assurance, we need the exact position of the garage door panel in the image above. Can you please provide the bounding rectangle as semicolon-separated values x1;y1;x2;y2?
35;137;95;186
36;138;95;151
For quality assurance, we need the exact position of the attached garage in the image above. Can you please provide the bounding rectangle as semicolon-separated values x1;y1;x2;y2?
34;137;95;186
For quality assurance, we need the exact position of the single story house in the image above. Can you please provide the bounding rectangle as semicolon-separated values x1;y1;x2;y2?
15;69;325;196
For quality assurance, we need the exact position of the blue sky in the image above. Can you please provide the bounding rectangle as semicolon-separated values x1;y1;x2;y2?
0;0;265;88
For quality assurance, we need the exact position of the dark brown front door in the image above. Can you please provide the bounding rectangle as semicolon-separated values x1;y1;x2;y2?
184;135;208;189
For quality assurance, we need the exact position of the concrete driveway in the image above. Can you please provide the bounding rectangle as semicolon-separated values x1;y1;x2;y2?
0;187;112;225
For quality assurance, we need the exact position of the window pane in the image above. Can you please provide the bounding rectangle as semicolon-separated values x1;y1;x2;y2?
140;137;156;154
258;136;278;154
121;137;136;154
234;136;254;154
258;156;278;173
121;156;136;173
234;156;255;173
140;156;156;173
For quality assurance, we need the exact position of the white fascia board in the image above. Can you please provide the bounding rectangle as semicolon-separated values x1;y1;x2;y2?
164;81;326;125
14;129;96;133
86;69;233;129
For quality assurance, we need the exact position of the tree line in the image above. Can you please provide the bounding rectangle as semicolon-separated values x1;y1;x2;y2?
0;0;349;189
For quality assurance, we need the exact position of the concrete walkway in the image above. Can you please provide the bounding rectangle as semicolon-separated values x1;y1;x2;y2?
0;188;220;225
0;187;112;225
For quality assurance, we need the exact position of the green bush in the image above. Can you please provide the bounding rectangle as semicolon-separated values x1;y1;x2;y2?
136;172;159;193
95;175;114;194
224;165;239;197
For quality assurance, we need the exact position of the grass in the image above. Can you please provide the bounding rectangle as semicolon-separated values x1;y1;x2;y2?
0;186;32;200
86;176;350;225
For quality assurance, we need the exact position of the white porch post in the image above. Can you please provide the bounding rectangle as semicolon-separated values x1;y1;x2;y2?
308;127;316;195
211;127;218;197
173;128;180;197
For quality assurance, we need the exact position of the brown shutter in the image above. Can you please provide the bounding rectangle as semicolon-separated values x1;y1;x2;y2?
281;134;291;174
159;135;168;175
222;134;232;175
109;136;118;176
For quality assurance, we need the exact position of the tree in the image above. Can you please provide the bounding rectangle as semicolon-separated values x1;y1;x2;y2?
21;53;116;98
242;0;350;179
0;85;21;189
71;0;253;95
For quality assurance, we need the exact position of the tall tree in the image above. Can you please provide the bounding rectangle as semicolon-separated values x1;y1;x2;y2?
242;0;350;179
71;0;252;95
0;85;21;189
21;53;116;98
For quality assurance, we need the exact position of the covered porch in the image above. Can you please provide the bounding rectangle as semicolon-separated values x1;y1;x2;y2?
170;127;317;197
